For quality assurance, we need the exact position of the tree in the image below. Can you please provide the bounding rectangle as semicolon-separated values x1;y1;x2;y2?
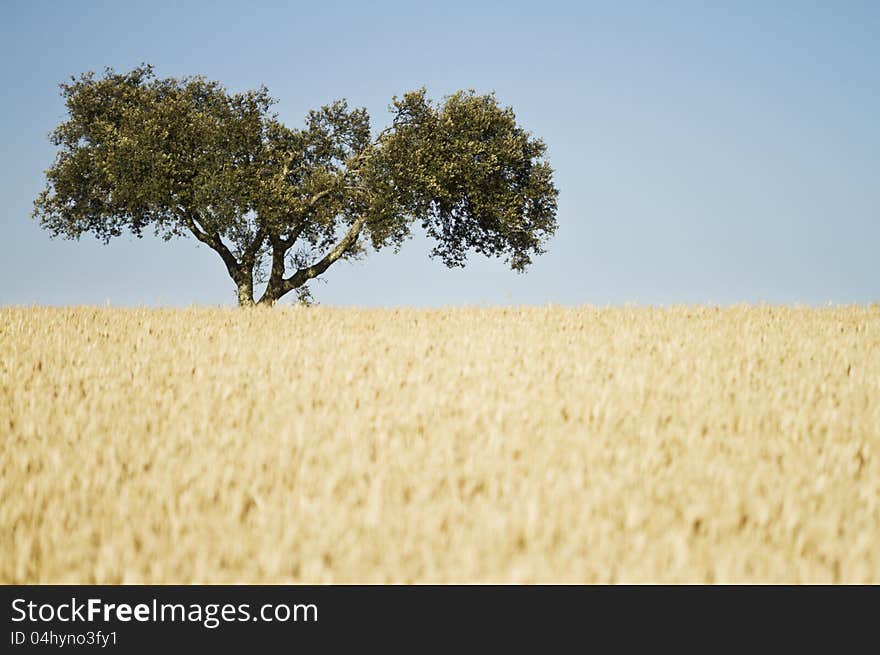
34;65;559;306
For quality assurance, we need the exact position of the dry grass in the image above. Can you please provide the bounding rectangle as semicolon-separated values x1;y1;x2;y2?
1;304;879;583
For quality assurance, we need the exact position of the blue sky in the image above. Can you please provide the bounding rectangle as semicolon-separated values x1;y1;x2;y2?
1;0;877;306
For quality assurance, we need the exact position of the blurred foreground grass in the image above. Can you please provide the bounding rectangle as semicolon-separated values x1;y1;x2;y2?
2;305;878;582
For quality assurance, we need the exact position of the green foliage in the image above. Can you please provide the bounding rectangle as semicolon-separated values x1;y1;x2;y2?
372;89;557;271
34;65;559;304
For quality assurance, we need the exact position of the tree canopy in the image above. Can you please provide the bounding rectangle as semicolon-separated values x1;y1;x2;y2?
34;65;559;305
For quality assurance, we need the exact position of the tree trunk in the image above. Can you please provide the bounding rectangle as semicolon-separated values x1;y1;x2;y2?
236;275;255;307
258;238;287;306
257;288;279;306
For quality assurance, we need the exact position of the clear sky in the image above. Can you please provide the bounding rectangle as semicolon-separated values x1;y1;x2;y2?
1;0;877;307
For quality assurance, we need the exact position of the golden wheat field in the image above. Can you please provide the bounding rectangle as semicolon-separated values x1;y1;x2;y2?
1;305;879;583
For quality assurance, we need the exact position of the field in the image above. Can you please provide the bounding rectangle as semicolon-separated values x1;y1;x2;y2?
2;305;879;583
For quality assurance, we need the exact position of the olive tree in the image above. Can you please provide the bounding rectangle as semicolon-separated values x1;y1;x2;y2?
34;65;558;306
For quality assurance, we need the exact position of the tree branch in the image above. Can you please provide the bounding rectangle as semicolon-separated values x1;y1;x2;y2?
306;187;335;212
243;226;267;263
285;215;366;288
279;218;308;249
260;215;366;302
183;213;241;279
